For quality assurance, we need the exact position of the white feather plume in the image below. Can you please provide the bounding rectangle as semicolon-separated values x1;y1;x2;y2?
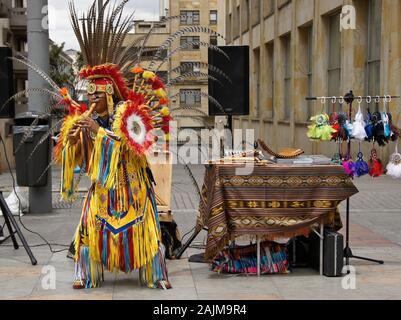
352;105;367;141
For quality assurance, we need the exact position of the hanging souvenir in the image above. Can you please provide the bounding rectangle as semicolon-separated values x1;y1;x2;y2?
372;111;388;146
364;109;375;141
342;144;356;178
386;143;401;179
342;156;356;178
388;112;400;142
331;140;342;165
329;98;340;140
338;112;351;140
368;147;384;177
382;97;391;139
352;98;367;141
307;113;336;141
354;143;369;177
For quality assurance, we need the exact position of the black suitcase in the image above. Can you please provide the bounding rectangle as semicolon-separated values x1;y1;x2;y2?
309;229;344;277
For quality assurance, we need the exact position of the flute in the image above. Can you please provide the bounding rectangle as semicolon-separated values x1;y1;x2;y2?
72;102;97;138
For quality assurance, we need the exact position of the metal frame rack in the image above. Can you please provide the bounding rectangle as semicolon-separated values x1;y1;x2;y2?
306;90;400;267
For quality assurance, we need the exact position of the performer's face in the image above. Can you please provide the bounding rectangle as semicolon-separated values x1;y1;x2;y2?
89;92;108;115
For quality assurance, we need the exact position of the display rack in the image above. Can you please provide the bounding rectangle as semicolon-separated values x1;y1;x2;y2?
306;90;400;267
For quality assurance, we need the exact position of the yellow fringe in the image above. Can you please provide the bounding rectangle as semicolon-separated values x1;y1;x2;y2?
88;127;122;189
73;127;161;274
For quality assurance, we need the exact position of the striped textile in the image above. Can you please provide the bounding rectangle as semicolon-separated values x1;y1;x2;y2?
197;163;359;261
211;241;290;275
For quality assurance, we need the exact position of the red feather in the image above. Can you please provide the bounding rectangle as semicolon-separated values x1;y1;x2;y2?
151;77;165;90
369;159;384;177
120;101;154;154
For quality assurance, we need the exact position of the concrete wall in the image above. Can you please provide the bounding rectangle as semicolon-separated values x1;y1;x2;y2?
222;0;401;162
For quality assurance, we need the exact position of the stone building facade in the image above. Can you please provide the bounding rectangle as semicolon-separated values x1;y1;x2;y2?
0;0;27;171
218;0;401;160
168;0;218;133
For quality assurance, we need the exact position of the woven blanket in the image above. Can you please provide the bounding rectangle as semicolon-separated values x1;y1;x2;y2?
197;163;358;261
211;241;290;275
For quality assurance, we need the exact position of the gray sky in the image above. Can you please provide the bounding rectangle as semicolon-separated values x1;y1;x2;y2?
48;0;160;50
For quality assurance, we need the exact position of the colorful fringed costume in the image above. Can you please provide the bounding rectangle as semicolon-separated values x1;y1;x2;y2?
52;1;175;290
55;64;172;289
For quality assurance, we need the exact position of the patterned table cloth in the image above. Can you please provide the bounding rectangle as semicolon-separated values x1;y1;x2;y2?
196;163;359;261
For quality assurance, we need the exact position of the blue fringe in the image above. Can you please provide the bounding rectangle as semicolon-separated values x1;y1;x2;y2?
123;230;130;273
102;139;114;185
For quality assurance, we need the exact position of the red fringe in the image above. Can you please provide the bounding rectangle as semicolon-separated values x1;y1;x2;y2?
128;227;134;270
119;233;125;272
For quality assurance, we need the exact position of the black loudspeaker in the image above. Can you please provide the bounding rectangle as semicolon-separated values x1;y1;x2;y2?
208;45;249;116
0;47;15;118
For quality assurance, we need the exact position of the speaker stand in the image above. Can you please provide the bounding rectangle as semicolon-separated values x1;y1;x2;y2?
0;191;37;265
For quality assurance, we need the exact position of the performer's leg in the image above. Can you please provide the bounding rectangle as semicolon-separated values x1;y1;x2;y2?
73;242;103;289
72;187;104;289
139;242;172;289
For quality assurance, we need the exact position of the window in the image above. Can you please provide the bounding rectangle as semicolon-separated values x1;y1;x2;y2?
180;10;200;25
226;12;232;43
264;0;275;17
328;13;341;112
366;0;381;110
180;89;201;106
277;0;291;9
233;5;240;38
306;26;313;121
210;36;218;46
265;42;274;119
210;10;217;25
180;62;201;75
251;0;261;26
241;0;250;34
141;47;167;60
283;34;292;120
254;48;261;117
180;36;200;50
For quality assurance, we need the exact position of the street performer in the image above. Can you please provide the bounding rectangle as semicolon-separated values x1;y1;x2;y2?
53;1;172;290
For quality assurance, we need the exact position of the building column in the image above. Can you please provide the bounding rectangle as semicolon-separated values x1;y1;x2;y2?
27;0;52;213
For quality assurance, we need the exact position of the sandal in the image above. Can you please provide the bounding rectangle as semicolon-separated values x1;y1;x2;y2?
72;279;85;289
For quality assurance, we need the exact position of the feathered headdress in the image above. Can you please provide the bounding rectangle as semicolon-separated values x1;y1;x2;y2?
2;0;229;197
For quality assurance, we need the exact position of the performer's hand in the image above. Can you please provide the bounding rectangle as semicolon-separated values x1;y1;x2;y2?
67;124;79;145
77;117;100;135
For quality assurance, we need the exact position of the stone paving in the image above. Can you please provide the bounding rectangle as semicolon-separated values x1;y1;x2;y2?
0;165;401;300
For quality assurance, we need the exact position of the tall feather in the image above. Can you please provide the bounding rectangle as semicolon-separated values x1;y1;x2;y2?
149;26;225;70
26;119;64;161
9;56;60;91
0;88;62;115
166;72;222;87
154;41;230;72
169;92;223;114
171;62;232;84
135;15;184;66
13;117;40;154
